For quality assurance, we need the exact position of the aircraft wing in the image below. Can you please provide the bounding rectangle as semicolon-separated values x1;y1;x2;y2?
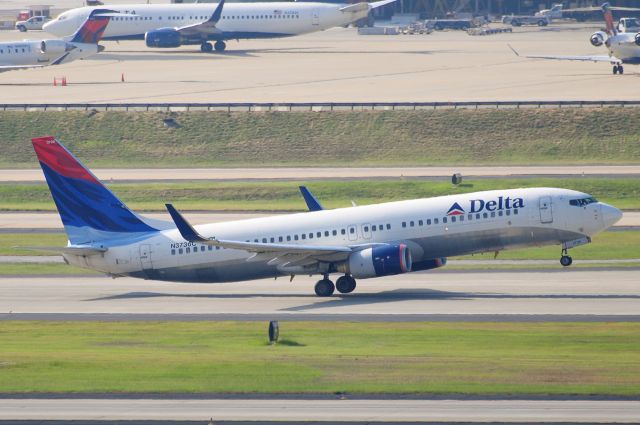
165;204;352;265
340;0;397;13
174;0;225;36
508;44;620;63
0;64;47;72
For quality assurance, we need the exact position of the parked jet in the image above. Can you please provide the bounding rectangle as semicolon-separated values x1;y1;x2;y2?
31;136;622;296
510;3;640;75
0;9;115;73
43;0;396;53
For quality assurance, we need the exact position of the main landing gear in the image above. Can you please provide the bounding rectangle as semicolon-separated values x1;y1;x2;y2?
613;64;624;75
314;274;357;296
200;41;226;53
560;248;573;267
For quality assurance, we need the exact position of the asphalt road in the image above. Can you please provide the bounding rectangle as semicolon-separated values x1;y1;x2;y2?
2;165;640;182
1;270;638;317
1;398;639;422
1;24;639;103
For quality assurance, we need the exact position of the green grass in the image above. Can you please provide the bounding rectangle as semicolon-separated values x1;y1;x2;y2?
0;322;638;395
0;234;68;255
1;177;639;211
2;109;640;167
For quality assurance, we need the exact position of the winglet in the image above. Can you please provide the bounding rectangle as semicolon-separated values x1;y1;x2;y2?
369;0;398;9
208;0;225;23
507;43;520;57
165;204;209;243
299;186;324;212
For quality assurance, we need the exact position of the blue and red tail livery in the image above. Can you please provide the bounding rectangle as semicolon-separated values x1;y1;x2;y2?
32;136;158;244
69;9;115;44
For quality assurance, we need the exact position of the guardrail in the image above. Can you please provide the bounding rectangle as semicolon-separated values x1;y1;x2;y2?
2;101;640;112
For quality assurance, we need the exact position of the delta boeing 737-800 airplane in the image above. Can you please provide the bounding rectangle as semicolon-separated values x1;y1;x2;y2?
43;0;395;52
31;136;622;296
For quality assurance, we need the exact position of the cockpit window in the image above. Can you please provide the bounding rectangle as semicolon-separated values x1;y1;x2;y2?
569;197;597;207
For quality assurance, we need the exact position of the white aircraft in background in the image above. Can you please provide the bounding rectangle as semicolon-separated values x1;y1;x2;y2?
30;136;622;297
510;3;640;75
43;0;395;53
0;9;115;73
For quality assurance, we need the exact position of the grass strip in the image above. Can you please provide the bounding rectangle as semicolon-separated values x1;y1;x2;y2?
1;178;639;211
0;321;639;395
0;263;99;275
2;110;640;168
3;231;640;261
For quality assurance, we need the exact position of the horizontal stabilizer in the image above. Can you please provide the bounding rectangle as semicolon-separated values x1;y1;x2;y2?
19;246;108;256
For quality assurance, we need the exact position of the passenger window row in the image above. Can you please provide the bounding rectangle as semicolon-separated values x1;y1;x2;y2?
110;14;300;21
401;209;518;228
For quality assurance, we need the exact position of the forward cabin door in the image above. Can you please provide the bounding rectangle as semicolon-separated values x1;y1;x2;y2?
539;196;553;223
311;9;320;25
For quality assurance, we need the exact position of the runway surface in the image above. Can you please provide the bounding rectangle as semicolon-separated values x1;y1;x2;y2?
1;270;638;317
2;211;639;230
1;24;640;103
2;165;640;182
1;398;639;422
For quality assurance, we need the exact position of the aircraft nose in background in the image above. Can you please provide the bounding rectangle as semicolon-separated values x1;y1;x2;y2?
601;203;623;228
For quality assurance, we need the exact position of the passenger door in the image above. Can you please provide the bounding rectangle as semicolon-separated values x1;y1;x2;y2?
139;244;153;270
539;196;553;223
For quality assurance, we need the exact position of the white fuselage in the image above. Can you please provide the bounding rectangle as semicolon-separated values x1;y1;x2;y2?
63;187;621;283
44;3;363;41
0;39;99;69
607;32;640;63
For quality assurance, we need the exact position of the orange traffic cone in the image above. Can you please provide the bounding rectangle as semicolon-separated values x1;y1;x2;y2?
53;77;57;86
61;77;67;86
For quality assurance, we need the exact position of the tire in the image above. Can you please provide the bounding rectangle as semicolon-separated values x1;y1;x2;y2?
613;65;618;75
17;25;26;32
314;279;335;297
200;42;213;53
538;20;546;26
619;65;624;74
336;275;356;294
560;255;573;267
214;40;226;52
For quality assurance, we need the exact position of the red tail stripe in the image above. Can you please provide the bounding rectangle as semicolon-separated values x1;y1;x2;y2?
31;137;100;184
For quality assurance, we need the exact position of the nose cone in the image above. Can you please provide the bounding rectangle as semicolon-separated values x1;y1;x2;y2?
601;203;623;228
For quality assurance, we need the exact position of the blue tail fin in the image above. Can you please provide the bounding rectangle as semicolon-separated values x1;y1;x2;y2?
32;136;161;244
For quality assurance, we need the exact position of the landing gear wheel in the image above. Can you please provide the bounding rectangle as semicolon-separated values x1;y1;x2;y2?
214;40;226;52
613;65;619;75
336;275;357;294
314;278;335;297
560;255;573;267
619;65;624;74
200;42;213;53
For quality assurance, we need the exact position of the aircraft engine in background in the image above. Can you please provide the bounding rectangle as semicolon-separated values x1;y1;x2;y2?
39;39;72;54
590;31;606;47
145;28;181;48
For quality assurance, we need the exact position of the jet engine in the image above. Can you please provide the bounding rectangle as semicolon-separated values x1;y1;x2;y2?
411;257;447;272
145;28;181;48
635;33;640;46
337;244;412;279
590;31;606;47
39;39;71;54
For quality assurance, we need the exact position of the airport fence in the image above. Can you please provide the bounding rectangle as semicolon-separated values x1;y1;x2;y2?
2;100;640;112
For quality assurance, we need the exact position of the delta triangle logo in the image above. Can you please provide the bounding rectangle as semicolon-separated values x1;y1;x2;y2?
447;202;465;216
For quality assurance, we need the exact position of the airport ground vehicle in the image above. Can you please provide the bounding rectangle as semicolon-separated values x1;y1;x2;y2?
503;14;549;26
616;17;640;33
30;136;622;297
425;18;472;30
15;15;51;32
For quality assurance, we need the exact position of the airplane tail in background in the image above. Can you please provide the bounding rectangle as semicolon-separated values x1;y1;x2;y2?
67;9;116;44
31;137;167;245
602;2;617;36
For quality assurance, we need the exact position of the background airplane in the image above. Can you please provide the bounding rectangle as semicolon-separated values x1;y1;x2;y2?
43;0;396;53
30;136;622;297
0;9;115;73
510;3;640;75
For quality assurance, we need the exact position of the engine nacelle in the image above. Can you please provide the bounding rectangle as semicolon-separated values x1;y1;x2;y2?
635;33;640;46
40;39;70;54
145;28;181;48
411;257;447;272
590;31;606;47
338;244;412;279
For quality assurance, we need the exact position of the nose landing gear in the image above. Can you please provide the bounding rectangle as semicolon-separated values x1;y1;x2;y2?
613;64;624;75
560;248;573;267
